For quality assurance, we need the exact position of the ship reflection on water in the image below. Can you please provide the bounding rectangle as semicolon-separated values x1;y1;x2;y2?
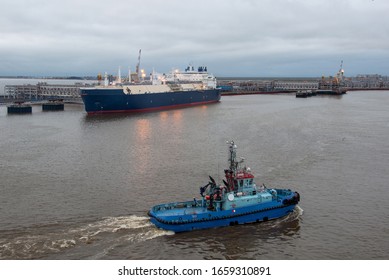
135;119;151;141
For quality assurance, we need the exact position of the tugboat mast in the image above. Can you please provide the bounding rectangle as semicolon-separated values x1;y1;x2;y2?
227;140;244;175
227;140;237;174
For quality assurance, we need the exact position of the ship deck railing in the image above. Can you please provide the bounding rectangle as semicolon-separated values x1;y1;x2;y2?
151;200;208;217
152;200;203;212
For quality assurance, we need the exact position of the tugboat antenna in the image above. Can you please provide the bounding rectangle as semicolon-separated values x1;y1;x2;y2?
217;162;220;184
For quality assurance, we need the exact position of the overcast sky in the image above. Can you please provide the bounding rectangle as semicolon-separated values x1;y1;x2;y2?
1;0;388;77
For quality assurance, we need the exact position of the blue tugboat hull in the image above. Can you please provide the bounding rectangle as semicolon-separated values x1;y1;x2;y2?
148;192;299;233
150;205;296;232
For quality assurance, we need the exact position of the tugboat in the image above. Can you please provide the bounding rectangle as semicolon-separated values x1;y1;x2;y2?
148;141;300;232
296;90;314;98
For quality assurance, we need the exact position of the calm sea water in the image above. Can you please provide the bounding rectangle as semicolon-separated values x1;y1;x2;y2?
0;90;388;259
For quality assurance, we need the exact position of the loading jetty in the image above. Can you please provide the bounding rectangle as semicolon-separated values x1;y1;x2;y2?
218;79;318;95
217;67;389;96
2;82;93;104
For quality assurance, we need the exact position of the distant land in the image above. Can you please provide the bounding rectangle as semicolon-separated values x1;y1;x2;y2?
0;75;97;80
1;74;388;80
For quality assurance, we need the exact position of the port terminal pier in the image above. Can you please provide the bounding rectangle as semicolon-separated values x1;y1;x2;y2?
1;82;94;103
217;79;318;95
2;73;389;103
217;75;389;95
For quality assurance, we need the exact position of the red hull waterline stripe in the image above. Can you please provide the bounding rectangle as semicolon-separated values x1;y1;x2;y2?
86;100;220;115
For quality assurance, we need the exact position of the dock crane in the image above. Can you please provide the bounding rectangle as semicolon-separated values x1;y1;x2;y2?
336;60;344;82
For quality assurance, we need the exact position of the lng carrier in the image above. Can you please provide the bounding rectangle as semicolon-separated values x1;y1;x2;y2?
80;65;221;114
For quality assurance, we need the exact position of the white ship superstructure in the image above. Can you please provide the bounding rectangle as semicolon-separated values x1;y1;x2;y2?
151;65;217;89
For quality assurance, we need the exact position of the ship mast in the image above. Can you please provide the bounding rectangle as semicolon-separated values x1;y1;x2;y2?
136;49;142;79
227;140;238;175
225;141;246;191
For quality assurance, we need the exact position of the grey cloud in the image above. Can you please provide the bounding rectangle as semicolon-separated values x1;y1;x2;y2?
1;0;388;76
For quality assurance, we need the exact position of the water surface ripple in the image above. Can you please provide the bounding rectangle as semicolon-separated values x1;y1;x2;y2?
0;91;388;259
